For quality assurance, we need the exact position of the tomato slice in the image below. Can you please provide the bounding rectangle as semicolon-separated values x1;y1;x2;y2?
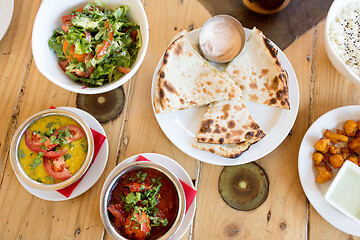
63;39;87;62
61;15;75;25
24;130;67;157
43;156;73;180
69;53;95;78
118;66;131;74
52;125;86;144
44;149;68;158
96;20;113;60
130;30;138;42
58;59;70;72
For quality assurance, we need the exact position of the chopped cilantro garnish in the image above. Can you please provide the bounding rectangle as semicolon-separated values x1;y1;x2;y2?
46;175;55;184
81;139;88;153
46;122;55;128
64;153;72;160
69;142;73;149
40;145;49;151
18;149;25;159
30;157;42;169
120;171;168;228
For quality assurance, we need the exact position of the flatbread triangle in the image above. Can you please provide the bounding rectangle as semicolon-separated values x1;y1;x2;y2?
154;32;241;113
225;27;290;110
193;97;265;158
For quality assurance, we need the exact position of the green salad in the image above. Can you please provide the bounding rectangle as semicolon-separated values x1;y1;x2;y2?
48;1;141;87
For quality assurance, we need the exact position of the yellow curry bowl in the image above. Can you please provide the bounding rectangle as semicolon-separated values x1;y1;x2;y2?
10;108;94;191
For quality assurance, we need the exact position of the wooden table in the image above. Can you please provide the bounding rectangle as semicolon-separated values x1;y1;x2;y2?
0;0;359;239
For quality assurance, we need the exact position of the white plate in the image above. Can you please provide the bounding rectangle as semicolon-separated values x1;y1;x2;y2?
0;0;14;41
101;153;196;239
18;107;109;201
298;105;360;236
151;28;300;165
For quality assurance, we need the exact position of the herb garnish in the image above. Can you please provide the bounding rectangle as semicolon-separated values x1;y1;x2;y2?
122;171;168;229
30;152;44;169
46;122;55;128
64;153;72;160
81;139;88;153
18;149;25;159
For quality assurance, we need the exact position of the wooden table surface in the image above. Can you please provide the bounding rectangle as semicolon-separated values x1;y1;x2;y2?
0;0;360;239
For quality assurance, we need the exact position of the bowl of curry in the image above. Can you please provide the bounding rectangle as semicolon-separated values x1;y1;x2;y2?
100;160;186;240
10;108;94;191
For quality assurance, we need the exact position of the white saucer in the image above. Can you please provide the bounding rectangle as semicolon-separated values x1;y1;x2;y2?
18;107;109;201
102;153;196;239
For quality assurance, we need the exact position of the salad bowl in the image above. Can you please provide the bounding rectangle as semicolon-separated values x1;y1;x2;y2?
32;0;149;94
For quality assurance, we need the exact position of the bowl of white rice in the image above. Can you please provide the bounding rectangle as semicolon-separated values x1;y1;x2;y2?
325;0;360;84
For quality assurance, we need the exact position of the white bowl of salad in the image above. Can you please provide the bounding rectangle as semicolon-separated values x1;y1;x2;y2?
32;0;149;94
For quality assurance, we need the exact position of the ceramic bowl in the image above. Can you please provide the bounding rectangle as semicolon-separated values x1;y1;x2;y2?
32;0;149;94
324;0;360;84
10;108;94;191
100;160;186;240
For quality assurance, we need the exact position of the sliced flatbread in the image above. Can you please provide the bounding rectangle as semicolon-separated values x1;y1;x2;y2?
195;97;265;145
193;97;265;158
225;27;290;110
154;32;241;113
192;141;251;159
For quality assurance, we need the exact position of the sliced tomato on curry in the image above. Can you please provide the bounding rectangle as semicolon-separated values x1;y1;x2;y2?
52;125;86;143
24;130;67;157
43;156;73;180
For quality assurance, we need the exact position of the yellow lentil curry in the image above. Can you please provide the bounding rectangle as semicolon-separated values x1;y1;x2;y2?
18;115;88;184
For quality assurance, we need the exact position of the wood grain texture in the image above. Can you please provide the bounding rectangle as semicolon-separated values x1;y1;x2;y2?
1;0;360;239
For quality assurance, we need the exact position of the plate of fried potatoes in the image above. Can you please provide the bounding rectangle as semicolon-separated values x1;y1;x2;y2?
298;105;360;236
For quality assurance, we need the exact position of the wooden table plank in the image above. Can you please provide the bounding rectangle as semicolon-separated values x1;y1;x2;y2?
0;0;41;179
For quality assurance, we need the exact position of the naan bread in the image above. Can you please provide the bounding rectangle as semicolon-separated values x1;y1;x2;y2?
225;27;290;110
193;97;265;158
154;33;241;113
192;141;251;158
195;97;265;145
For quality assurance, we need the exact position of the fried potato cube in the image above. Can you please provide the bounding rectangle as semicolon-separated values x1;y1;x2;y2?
348;137;360;155
324;129;349;144
345;155;359;166
329;154;344;169
340;147;350;159
313;152;324;165
315;165;334;183
328;145;340;155
343;120;358;137
336;129;346;135
314;138;330;154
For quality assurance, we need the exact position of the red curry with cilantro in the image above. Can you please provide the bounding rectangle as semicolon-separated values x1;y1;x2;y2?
107;168;179;240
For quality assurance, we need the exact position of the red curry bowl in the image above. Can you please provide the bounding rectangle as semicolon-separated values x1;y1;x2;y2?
100;160;186;240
